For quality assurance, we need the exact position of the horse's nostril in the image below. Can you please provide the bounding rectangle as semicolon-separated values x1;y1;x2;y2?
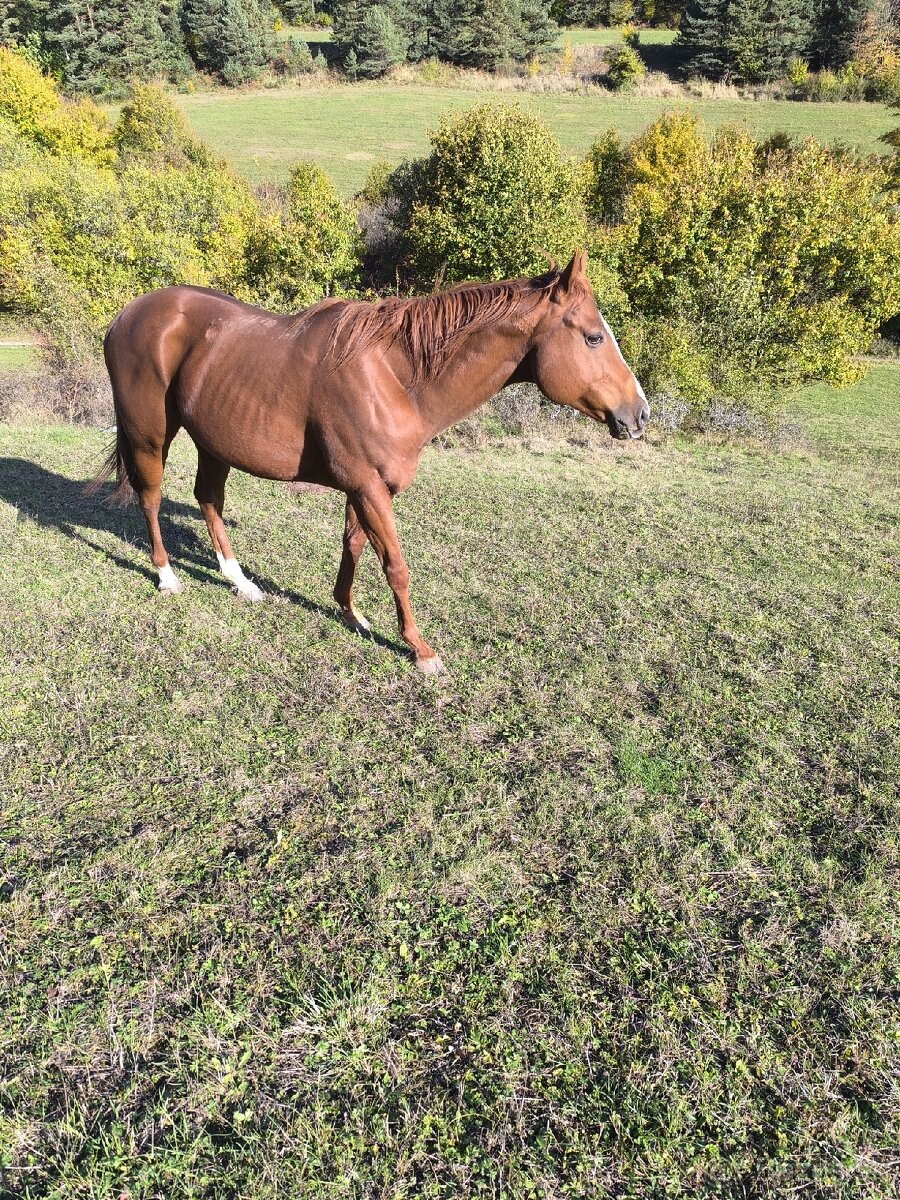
639;404;650;427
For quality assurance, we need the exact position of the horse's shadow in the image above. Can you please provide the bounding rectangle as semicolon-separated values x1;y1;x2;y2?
0;457;408;658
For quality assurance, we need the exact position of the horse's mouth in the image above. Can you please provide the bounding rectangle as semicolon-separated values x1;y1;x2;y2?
607;414;642;441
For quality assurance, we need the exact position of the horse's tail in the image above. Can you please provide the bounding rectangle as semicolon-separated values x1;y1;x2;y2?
85;421;135;505
85;316;137;504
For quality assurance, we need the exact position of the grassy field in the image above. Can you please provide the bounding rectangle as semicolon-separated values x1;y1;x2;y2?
176;83;896;193
0;345;37;371
1;366;898;1197
563;27;678;45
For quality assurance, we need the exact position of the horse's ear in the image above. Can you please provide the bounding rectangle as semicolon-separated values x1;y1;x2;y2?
553;249;588;300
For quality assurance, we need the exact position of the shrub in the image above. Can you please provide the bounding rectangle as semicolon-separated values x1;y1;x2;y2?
244;161;362;311
395;103;588;289
621;24;640;48
787;56;809;90
0;56;260;361
583;113;900;405
113;83;214;169
604;44;645;91
0;48;113;166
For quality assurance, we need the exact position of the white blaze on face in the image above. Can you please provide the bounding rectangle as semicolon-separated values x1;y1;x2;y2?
601;313;647;410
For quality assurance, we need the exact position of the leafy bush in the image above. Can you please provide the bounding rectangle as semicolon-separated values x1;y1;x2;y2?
244;161;362;310
0;58;260;362
113;83;214;169
0;53;365;372
787;56;809;89
0;48;113;166
583;113;900;406
604;44;645;91
389;103;588;289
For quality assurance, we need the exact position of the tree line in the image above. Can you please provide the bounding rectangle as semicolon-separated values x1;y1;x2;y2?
678;0;897;82
0;0;893;91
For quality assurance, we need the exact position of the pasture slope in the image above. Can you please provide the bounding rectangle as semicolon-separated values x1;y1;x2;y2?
174;85;897;193
1;364;898;1197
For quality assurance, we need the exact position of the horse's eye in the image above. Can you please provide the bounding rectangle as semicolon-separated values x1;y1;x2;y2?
585;332;604;348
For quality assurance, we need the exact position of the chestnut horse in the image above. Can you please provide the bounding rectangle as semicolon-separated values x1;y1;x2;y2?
96;250;648;673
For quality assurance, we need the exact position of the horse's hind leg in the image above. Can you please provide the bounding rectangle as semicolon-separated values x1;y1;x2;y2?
194;447;263;602
333;499;371;635
131;438;181;594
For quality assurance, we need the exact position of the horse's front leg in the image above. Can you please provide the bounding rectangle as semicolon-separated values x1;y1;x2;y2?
333;498;371;635
351;482;445;675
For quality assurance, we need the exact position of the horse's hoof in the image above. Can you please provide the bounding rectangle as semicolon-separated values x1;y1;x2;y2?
157;564;182;593
236;581;264;602
416;655;446;676
341;607;372;637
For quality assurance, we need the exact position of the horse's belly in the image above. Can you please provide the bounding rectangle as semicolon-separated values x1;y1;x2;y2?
184;411;307;480
177;349;313;480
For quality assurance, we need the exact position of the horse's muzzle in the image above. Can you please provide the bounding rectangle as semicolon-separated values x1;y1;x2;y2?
608;402;649;440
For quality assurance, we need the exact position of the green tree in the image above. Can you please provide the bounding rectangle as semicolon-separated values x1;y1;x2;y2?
681;0;813;80
811;0;869;69
516;0;558;60
352;4;408;75
181;0;275;84
677;0;727;76
723;0;767;81
398;102;588;287
38;0;185;93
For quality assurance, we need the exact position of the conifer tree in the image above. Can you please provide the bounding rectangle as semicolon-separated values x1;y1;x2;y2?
516;0;559;60
354;4;408;74
41;0;182;92
723;0;766;80
677;0;727;75
811;0;870;69
762;0;810;78
181;0;274;85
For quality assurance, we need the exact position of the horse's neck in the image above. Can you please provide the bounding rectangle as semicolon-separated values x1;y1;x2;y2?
414;319;537;440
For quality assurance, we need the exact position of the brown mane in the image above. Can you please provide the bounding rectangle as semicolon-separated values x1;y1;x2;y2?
323;270;561;387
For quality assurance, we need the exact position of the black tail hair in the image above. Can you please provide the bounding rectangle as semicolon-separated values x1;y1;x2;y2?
85;419;135;505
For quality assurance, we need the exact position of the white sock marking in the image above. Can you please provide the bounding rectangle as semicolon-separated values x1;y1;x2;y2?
157;563;182;593
217;552;263;601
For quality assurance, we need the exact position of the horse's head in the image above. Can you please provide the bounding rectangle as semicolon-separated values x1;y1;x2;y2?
529;251;649;440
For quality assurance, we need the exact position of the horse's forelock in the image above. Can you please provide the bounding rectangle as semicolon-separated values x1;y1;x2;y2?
327;271;560;386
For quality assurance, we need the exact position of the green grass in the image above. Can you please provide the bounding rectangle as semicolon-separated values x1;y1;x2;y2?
175;83;897;193
0;344;38;371
1;366;898;1197
562;26;678;45
277;23;332;44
